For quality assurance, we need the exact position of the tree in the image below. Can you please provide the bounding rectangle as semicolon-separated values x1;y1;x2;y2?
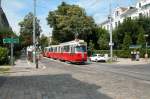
0;28;15;46
19;12;42;48
136;16;150;44
137;26;145;47
38;34;49;51
113;18;139;49
47;2;96;43
88;40;94;56
122;33;131;50
97;27;109;50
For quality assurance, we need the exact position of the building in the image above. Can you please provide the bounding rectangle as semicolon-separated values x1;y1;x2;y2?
0;0;11;29
100;0;150;31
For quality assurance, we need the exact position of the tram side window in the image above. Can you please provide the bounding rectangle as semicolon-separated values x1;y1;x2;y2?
51;48;53;52
71;46;75;53
61;47;64;53
64;46;69;52
54;47;56;52
76;45;86;52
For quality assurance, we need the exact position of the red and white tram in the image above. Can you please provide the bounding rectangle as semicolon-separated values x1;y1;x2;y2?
43;40;87;63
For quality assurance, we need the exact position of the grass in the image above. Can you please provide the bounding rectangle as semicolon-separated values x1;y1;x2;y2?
0;66;11;74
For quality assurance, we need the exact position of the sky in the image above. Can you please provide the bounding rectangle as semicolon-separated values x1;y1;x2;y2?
2;0;137;36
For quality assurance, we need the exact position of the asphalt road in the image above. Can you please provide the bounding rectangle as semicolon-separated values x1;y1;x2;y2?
41;57;150;82
40;57;150;98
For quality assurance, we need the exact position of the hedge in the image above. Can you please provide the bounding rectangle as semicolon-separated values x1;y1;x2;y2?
93;49;150;58
0;47;9;65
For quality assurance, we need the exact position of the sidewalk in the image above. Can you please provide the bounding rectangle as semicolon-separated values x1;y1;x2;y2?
0;56;112;99
114;58;150;65
14;55;45;68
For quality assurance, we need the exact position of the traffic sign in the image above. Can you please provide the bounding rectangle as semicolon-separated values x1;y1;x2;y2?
3;38;19;43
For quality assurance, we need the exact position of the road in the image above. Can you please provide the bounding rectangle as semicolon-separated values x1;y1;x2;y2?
40;57;150;99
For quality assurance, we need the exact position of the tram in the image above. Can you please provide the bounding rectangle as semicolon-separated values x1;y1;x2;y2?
43;39;87;63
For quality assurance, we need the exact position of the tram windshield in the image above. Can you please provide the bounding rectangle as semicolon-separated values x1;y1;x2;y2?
76;45;86;52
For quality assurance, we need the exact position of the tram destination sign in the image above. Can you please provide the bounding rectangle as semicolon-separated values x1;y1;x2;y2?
3;38;19;43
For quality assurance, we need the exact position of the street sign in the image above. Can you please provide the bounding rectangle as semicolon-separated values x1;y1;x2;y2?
3;38;19;43
13;38;19;43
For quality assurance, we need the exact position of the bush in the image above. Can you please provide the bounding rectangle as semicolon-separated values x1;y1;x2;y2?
93;49;150;58
0;47;9;65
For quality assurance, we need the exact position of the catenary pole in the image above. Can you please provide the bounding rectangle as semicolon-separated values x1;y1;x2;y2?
109;0;113;61
33;0;36;64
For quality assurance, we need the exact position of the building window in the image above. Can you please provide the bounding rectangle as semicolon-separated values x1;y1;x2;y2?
139;3;141;8
107;25;109;30
115;11;119;17
118;21;120;25
139;13;142;17
115;22;117;27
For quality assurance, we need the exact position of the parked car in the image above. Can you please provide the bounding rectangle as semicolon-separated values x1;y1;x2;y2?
89;54;109;62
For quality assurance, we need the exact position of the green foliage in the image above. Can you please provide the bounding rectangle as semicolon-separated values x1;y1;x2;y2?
39;34;49;51
19;12;42;48
0;47;9;65
0;28;16;46
113;18;139;49
50;39;59;45
47;2;96;43
0;67;10;74
94;50;131;58
113;17;150;50
97;27;109;50
122;32;131;50
137;26;145;47
94;49;150;58
88;40;94;56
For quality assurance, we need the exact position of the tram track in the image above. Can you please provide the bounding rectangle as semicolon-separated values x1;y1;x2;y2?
41;57;150;83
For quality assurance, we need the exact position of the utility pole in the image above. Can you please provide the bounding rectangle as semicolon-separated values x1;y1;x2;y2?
33;0;36;66
109;0;113;61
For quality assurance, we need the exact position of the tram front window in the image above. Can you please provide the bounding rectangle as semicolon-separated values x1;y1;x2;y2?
76;45;86;52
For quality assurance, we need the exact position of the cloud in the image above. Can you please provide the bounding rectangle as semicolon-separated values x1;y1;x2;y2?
1;0;137;36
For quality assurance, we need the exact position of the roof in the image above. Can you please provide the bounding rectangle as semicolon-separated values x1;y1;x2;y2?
121;6;138;17
120;7;128;12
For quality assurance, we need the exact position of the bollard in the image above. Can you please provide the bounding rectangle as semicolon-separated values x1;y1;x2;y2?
36;58;38;69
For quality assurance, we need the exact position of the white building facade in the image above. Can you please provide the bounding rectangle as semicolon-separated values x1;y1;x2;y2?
100;0;150;31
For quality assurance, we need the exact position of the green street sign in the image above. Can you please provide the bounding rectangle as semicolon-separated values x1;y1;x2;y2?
3;38;19;43
13;38;19;43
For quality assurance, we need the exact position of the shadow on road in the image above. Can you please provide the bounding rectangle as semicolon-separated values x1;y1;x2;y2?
0;74;112;99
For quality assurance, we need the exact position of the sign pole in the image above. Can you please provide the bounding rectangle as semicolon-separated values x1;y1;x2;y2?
11;42;14;66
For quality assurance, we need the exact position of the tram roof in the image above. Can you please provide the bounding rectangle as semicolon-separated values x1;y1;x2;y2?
46;39;86;48
60;39;86;46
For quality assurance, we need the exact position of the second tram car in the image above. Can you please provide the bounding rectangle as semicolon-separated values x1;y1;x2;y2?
43;40;87;63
